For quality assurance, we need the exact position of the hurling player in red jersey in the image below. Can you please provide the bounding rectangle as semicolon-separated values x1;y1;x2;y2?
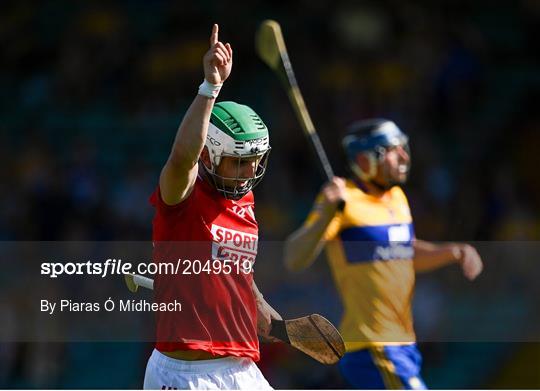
143;24;280;390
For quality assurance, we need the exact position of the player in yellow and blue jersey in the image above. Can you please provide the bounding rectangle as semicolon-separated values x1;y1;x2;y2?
284;119;484;389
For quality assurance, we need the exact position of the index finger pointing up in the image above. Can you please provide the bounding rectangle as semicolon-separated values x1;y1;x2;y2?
210;24;218;46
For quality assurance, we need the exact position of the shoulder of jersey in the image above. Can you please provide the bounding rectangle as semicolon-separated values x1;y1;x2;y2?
390;186;407;202
344;179;368;198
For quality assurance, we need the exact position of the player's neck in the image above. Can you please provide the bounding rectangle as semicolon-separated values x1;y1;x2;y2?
355;178;388;198
365;181;387;198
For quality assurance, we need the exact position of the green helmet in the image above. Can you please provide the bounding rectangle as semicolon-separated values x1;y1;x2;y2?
202;101;271;200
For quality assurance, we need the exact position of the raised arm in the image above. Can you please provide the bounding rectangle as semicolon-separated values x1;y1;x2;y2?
159;24;233;205
284;177;346;271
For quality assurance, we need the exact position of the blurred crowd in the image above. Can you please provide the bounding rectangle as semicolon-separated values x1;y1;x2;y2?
1;0;539;388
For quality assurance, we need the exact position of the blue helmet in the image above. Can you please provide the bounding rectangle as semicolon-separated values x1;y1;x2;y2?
342;118;409;182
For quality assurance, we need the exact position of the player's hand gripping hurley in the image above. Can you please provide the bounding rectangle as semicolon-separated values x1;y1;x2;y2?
124;273;345;365
256;20;335;181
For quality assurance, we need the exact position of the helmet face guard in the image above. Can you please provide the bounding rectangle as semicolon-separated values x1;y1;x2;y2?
202;149;271;200
342;119;410;187
202;102;271;200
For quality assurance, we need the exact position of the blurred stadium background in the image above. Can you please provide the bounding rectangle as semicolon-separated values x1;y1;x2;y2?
1;0;540;388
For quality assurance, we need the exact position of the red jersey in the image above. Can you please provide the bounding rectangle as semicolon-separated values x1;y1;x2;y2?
149;176;260;361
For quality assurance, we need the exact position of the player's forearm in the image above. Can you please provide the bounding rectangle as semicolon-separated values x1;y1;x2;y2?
412;240;460;272
168;94;215;169
284;210;335;272
252;280;276;313
251;280;265;303
252;280;282;336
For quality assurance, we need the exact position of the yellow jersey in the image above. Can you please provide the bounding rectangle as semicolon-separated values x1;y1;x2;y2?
306;179;416;351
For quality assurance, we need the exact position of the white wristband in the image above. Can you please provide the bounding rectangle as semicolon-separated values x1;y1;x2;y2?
198;79;222;99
